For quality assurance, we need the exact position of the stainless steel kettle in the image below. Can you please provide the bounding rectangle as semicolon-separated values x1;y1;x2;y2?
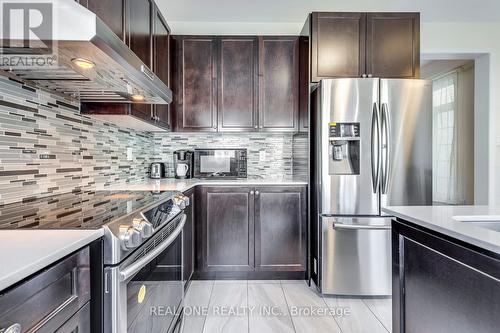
149;162;165;179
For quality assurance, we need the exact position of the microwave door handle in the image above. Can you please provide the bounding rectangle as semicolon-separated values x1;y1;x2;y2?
371;102;381;193
381;103;390;194
119;214;186;282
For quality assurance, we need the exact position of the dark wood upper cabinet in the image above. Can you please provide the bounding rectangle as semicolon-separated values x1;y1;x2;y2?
298;36;309;133
84;0;125;40
307;12;419;81
80;0;172;131
258;36;299;132
172;36;218;132
255;186;307;271
170;35;299;133
218;37;259;131
153;8;170;86
126;0;153;68
311;12;366;81
199;186;255;271
366;13;420;78
153;5;171;129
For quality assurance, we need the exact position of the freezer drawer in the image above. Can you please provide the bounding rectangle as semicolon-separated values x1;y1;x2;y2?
320;216;391;296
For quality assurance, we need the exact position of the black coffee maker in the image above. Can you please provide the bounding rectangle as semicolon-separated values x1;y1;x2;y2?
173;150;193;179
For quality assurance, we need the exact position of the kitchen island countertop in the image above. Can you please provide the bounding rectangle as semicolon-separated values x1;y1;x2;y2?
384;205;500;255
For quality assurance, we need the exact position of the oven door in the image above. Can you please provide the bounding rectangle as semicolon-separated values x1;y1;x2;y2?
104;214;185;333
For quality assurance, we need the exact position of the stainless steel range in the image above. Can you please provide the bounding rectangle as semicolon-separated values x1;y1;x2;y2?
0;190;190;333
102;192;189;333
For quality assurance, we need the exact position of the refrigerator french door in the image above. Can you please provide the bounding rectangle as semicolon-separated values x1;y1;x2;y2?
316;78;431;295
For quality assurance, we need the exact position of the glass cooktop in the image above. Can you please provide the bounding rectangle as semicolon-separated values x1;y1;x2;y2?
0;190;178;230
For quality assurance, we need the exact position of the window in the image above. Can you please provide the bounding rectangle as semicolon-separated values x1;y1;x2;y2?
432;72;459;204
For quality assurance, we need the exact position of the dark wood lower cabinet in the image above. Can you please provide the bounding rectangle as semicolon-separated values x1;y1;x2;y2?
199;186;255;272
183;189;195;286
195;185;307;279
393;220;500;333
0;247;91;332
255;186;307;271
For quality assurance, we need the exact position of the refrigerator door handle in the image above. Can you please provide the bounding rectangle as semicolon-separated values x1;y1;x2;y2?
381;103;391;194
371;102;381;193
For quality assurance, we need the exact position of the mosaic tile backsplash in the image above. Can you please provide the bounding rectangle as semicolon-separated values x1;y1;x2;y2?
0;76;153;205
0;74;305;205
152;132;294;179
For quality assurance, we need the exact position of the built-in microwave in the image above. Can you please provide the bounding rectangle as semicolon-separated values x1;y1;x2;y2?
193;149;247;179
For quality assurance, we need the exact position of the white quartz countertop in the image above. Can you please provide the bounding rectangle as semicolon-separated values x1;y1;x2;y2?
383;205;500;254
106;177;308;193
0;229;103;292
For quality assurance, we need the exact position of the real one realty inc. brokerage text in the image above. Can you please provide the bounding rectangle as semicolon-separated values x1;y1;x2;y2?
149;305;352;318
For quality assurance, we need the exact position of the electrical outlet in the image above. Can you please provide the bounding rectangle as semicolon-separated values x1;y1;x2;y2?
259;150;266;162
126;147;133;161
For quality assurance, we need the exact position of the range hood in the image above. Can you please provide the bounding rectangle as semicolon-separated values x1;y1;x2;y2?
0;0;172;104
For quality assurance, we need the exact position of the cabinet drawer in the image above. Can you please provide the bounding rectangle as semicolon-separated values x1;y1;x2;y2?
0;247;90;333
55;302;90;333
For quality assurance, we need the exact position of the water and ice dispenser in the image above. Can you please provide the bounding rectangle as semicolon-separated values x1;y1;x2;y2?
328;122;360;175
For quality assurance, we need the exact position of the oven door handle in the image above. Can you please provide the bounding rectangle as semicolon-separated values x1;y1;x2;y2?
119;214;186;282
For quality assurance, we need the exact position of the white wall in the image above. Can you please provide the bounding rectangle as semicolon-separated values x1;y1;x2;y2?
420;22;498;204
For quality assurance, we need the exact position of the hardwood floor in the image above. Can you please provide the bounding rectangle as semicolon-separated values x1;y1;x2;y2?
182;280;392;333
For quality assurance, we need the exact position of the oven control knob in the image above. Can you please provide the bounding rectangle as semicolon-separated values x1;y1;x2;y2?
120;226;141;249
183;195;190;207
133;218;154;238
174;194;190;209
173;195;186;209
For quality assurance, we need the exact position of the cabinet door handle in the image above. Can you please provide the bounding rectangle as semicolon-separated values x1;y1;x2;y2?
255;191;259;195
250;191;254;195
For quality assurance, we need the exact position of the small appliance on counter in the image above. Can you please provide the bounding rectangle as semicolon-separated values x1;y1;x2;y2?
173;150;194;179
149;162;166;179
194;148;247;179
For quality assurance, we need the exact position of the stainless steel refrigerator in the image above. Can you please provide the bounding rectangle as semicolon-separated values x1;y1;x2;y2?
311;78;432;295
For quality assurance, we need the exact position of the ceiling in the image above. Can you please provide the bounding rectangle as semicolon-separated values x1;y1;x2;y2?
157;0;500;34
